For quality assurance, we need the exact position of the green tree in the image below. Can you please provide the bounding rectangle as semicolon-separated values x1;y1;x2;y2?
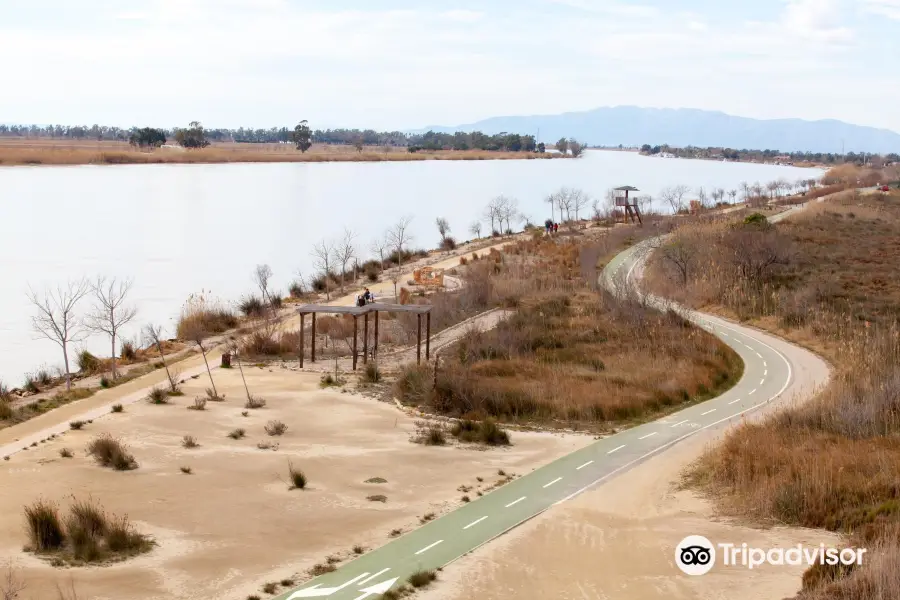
556;137;568;154
292;120;312;152
537;142;546;153
568;139;585;158
174;121;210;149
129;127;167;149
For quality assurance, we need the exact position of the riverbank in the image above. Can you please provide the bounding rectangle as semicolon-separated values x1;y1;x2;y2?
0;139;565;166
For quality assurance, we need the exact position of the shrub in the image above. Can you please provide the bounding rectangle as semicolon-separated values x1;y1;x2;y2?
24;500;65;551
120;340;137;361
309;563;336;576
420;512;436;523
35;368;53;386
180;466;192;474
319;372;345;388
0;400;12;420
245;396;266;409
146;387;169;405
86;435;138;471
287;461;307;489
111;403;123;413
288;280;305;298
394;365;431;406
389;528;402;537
363;362;382;383
99;376;110;388
76;350;102;375
175;294;239;339
206;388;225;401
239;295;265;317
59;448;73;458
228;428;246;440
459;256;468;266
367;495;387;503
270;295;283;309
407;570;437;588
280;578;295;587
353;544;365;554
104;514;152;554
182;435;199;448
189;397;207;411
69;497;108;539
262;582;277;594
265;420;288;436
69;420;85;430
440;236;457;251
413;423;447;446
450;419;510;446
24;375;39;393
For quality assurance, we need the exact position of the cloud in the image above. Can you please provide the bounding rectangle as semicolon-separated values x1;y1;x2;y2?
544;0;659;18
440;10;484;23
862;0;900;20
779;0;854;42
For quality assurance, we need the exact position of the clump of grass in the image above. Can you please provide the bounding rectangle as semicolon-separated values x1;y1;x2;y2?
24;500;65;551
188;397;207;411
146;387;170;405
99;376;111;389
261;581;278;594
461;495;471;503
367;495;387;503
420;512;436;523
365;477;387;484
407;570;437;588
205;388;225;401
241;410;249;417
389;528;403;537
309;563;336;576
180;466;192;474
111;403;123;413
362;362;382;383
319;372;346;388
412;421;447;446
352;544;365;554
76;350;102;375
227;428;246;440
86;435;138;471
264;420;287;436
240;295;266;318
247;596;262;600
69;420;85;430
120;340;137;361
498;469;506;476
287;460;307;490
182;435;199;448
326;555;341;564
59;448;73;458
450;419;510;446
245;396;266;409
280;578;295;587
0;399;12;420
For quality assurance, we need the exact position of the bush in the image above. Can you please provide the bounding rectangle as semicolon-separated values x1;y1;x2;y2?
413;422;447;446
319;373;345;388
287;461;306;489
182;435;199;448
0;400;12;421
24;375;39;393
99;376;110;388
245;396;266;409
69;420;86;430
363;362;382;383
86;435;138;471
111;403;123;413
450;419;511;446
228;428;246;440
407;570;437;588
176;294;239;339
270;294;283;309
76;350;102;375
104;514;151;554
440;236;457;251
120;340;137;361
189;397;207;411
288;280;305;298
146;387;169;405
60;447;74;458
394;365;431;406
239;295;265;317
265;420;288;436
180;466;192;474
262;582;278;594
24;500;65;551
309;563;336;576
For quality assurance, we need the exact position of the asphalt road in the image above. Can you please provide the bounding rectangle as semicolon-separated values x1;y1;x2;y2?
274;228;797;600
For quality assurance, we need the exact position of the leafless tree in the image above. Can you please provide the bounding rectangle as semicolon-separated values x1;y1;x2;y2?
658;235;700;285
660;185;689;214
721;225;791;288
766;180;779;200
178;306;218;398
334;228;357;294
568;139;586;158
545;193;556;222
635;194;653;215
554;188;573;222
570;188;590;220
387;216;414;300
370;234;390;273
252;264;274;306
740;181;751;202
497;196;521;233
1;561;26;600
713;188;726;205
484;198;501;234
85;276;137;380
728;189;738;204
696;186;709;208
435;217;450;242
310;238;336;300
26;278;90;391
142;323;177;392
469;221;482;239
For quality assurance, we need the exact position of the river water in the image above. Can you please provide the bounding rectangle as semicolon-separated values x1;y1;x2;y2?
0;151;820;385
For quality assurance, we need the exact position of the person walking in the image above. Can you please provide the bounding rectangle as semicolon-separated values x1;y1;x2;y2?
363;288;371;304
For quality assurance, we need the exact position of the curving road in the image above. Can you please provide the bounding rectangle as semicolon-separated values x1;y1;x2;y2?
273;221;802;600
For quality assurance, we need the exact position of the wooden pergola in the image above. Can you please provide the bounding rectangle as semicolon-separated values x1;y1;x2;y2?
295;302;434;370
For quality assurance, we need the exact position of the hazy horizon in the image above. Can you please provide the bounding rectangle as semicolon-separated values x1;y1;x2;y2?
1;0;898;132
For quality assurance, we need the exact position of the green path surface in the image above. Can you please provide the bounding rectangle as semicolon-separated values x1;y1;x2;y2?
275;229;797;600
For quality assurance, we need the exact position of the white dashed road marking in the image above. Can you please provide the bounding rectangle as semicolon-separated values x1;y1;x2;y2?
359;569;391;585
607;445;625;454
760;378;765;386
638;432;658;440
670;420;688;428
463;516;488;530
415;540;443;555
701;409;716;416
543;477;562;488
729;398;741;405
576;460;593;470
749;388;757;395
505;497;526;508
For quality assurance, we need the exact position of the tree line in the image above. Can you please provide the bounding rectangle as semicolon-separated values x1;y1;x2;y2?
639;144;898;166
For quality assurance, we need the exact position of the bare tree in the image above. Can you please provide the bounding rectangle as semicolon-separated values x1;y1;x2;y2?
635;194;653;215
370;234;390;273
659;235;700;285
555;187;573;222
252;264;274;306
696;186;709;208
310;239;336;300
85;276;137;380
545;193;556;222
497;196;521;233
26;278;90;391
728;189;738;204
469;221;482;239
568;139;586;158
1;561;26;600
334;228;357;294
387;216;414;300
766;180;779;200
435;217;451;242
484;198;501;234
660;185;689;214
740;181;751;202
570;188;589;220
142;323;177;392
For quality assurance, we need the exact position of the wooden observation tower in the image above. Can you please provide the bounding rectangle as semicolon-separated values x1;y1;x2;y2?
614;185;642;225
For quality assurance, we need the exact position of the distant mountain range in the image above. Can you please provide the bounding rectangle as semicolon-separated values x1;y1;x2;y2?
412;107;900;154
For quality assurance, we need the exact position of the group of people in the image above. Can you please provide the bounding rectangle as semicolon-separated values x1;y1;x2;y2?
355;287;376;307
544;219;560;235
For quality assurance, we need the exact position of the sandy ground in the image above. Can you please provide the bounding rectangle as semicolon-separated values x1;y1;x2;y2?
0;367;590;600
421;289;834;600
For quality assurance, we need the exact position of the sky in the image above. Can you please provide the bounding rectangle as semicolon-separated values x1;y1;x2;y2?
0;0;897;132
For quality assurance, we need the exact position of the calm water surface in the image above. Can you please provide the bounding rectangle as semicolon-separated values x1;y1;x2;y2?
0;151;821;384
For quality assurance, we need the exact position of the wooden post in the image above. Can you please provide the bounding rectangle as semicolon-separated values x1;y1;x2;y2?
352;315;358;371
416;313;422;365
374;311;379;357
311;313;317;362
363;312;369;365
425;312;431;360
299;313;305;368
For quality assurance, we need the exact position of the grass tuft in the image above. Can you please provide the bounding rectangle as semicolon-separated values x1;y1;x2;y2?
227;428;246;440
86;435;138;471
264;420;287;436
407;570;437;588
287;460;307;490
111;403;123;413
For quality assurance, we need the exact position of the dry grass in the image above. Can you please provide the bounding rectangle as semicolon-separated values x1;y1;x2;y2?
649;193;900;596
175;293;238;340
396;234;741;429
0;139;567;167
86;435;138;471
0;388;94;431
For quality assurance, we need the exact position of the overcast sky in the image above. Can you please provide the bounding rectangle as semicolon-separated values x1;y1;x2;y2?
0;0;897;132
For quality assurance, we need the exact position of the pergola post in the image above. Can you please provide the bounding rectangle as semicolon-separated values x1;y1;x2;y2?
352;315;359;371
299;313;305;368
374;311;379;357
426;312;431;360
416;313;422;365
311;313;317;362
363;313;369;365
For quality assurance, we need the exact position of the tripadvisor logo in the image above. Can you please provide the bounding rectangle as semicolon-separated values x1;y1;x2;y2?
675;535;867;575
